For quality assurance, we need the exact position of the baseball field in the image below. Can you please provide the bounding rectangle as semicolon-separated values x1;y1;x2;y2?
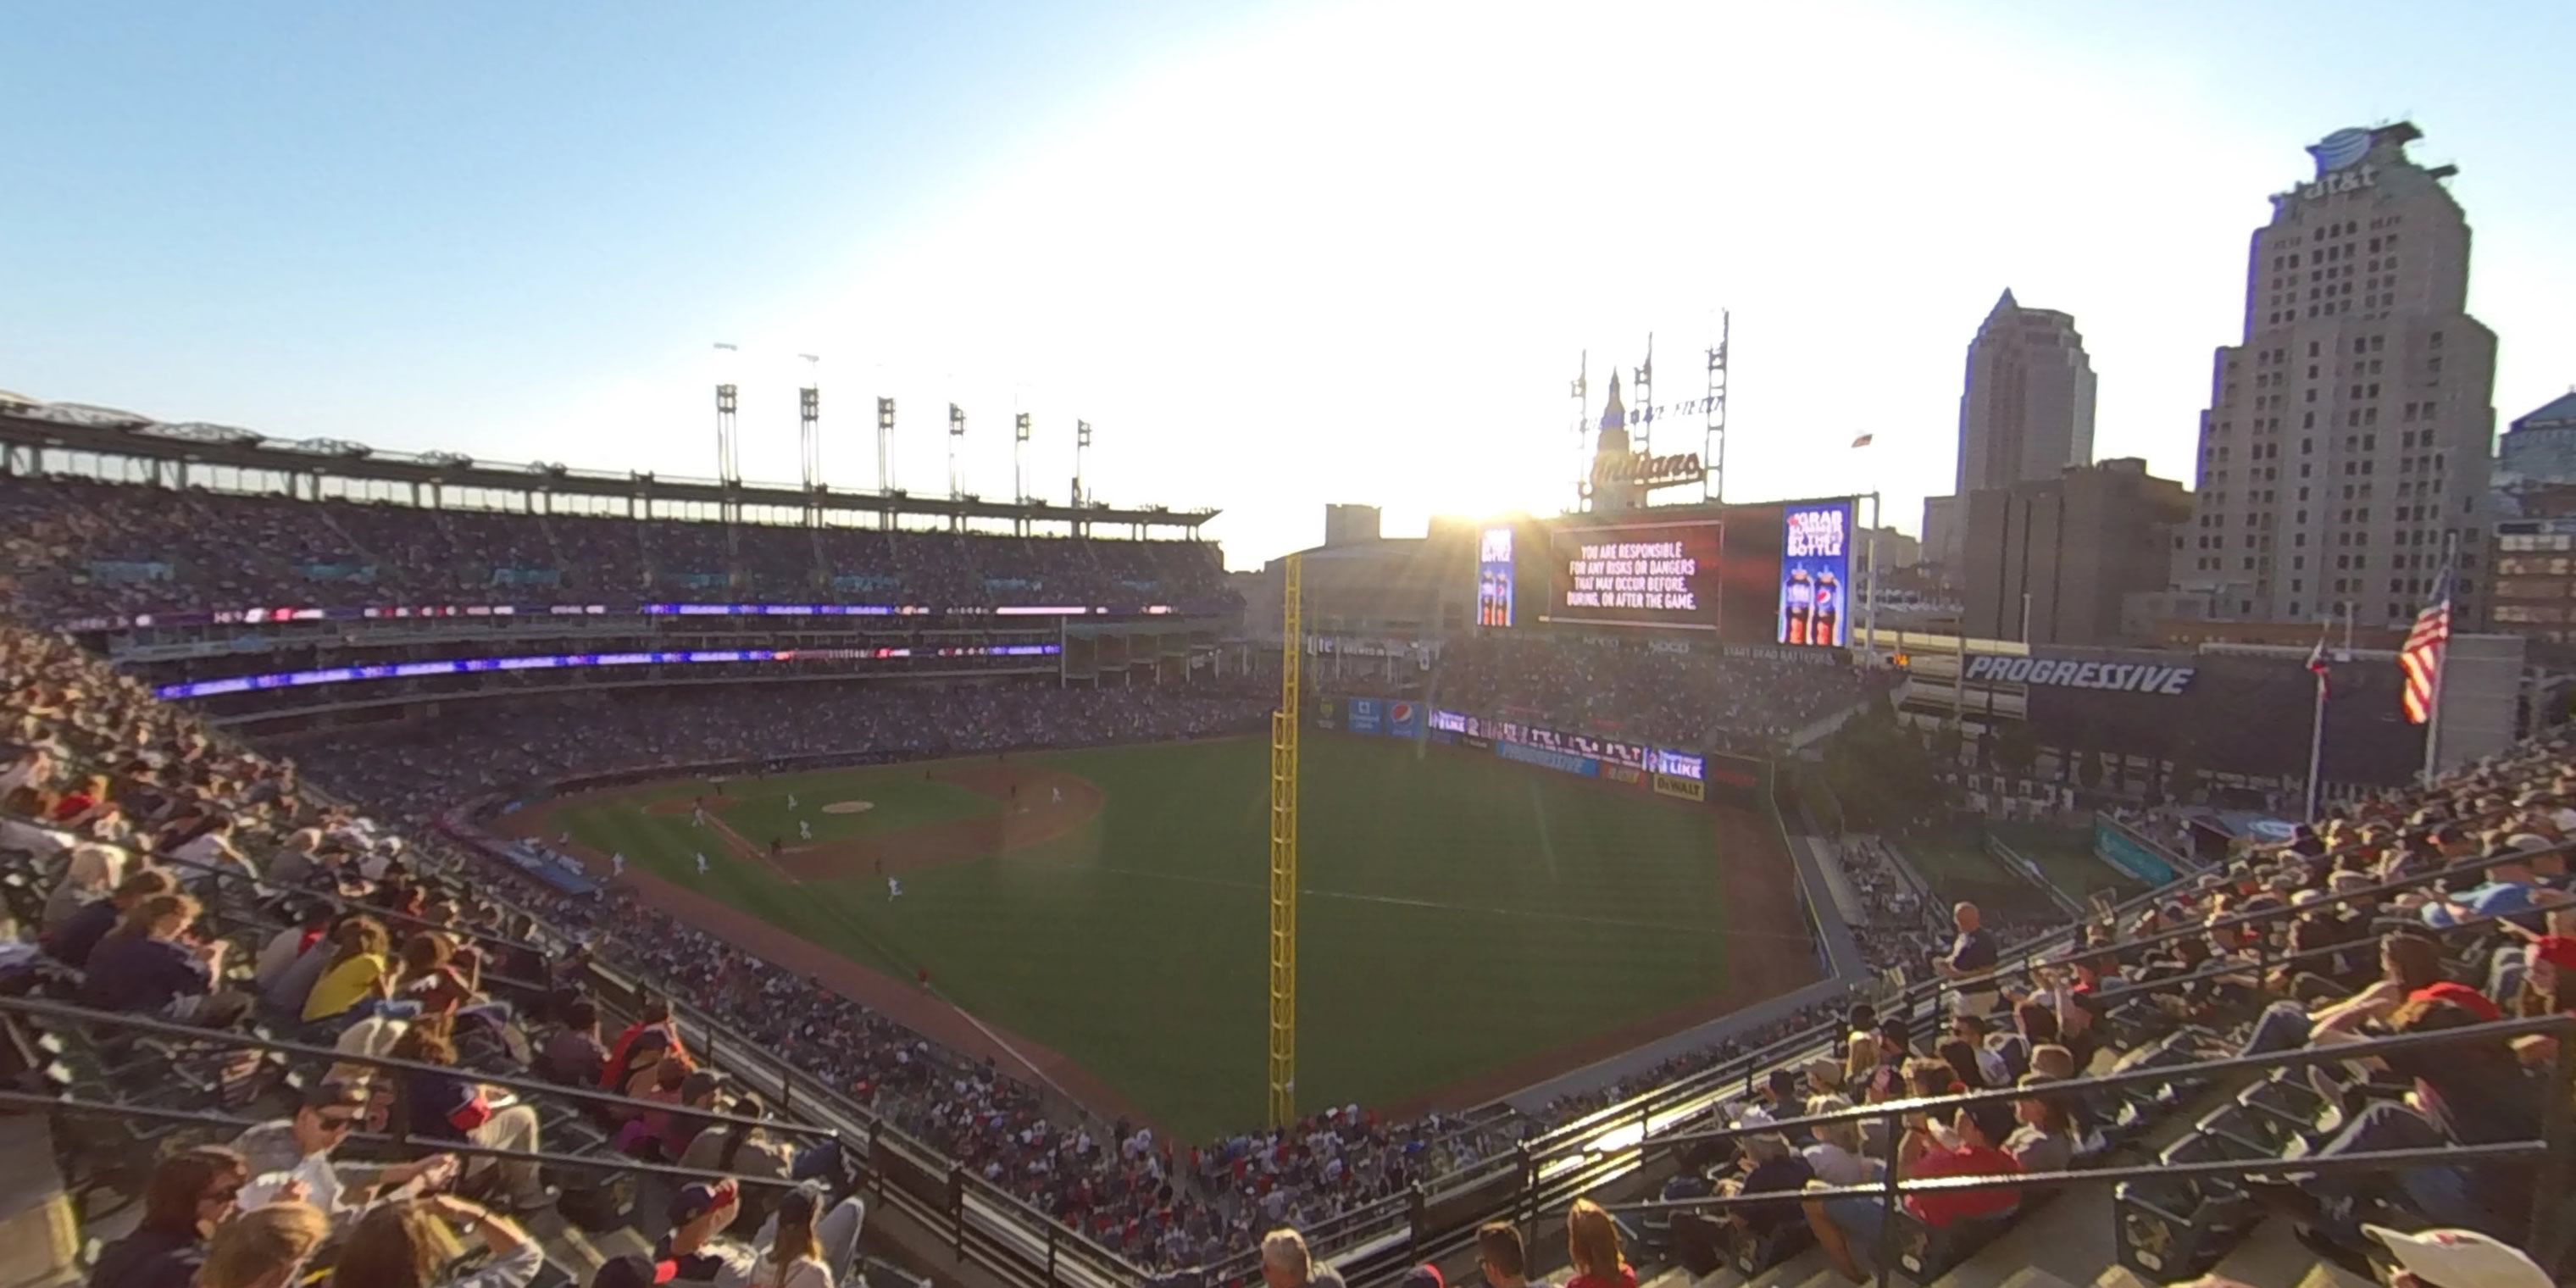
504;734;1813;1139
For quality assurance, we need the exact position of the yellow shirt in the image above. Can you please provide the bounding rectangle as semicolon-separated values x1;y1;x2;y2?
302;954;388;1021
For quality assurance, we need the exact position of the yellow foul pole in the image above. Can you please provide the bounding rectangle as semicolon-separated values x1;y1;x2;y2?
1267;553;1301;1128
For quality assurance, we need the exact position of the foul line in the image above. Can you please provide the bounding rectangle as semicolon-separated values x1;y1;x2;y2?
1088;864;1817;939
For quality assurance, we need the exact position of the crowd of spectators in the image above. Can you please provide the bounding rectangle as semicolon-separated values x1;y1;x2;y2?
0;473;1236;620
285;680;1275;832
1432;636;1891;753
24;586;2573;1283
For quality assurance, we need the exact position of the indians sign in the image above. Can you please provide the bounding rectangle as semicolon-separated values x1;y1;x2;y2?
1590;449;1705;491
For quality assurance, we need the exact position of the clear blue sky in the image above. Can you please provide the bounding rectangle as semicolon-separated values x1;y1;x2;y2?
6;1;2570;569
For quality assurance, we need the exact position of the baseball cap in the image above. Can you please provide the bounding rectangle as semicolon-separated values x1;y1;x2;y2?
2360;1225;2552;1288
1396;1266;1442;1288
667;1180;738;1225
1957;1100;2017;1146
592;1256;679;1288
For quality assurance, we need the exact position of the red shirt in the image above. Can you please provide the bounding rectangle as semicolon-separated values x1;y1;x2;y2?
2409;981;2502;1023
1906;1143;2022;1226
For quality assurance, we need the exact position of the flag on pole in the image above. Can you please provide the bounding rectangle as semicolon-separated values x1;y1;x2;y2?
2305;629;2333;697
2398;568;2453;725
1850;433;1874;448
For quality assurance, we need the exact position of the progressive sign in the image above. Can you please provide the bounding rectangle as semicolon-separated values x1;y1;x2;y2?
1963;653;2198;697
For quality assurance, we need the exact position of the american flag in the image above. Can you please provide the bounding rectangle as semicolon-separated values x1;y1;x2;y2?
2399;568;2453;725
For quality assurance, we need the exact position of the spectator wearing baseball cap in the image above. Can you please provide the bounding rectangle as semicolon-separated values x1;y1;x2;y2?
592;1255;678;1288
660;1180;866;1288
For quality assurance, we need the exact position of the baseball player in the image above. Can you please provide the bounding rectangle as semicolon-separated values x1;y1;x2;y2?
611;852;626;879
692;804;707;828
798;819;813;841
695;852;710;876
786;793;798;811
886;875;902;901
557;830;571;847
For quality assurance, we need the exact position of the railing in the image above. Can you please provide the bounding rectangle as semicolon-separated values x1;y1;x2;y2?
3;990;1153;1288
1585;1014;2576;1287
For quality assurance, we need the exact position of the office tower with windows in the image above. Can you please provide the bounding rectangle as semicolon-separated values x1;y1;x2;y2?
2174;122;2497;627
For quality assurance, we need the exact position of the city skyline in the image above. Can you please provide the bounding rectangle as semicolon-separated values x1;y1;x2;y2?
4;2;2572;569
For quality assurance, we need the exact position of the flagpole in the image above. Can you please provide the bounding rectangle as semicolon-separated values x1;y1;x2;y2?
2420;536;2457;785
2303;631;2330;822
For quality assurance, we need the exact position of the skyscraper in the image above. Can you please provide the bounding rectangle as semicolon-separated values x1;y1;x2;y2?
1926;291;2096;573
2173;123;2497;628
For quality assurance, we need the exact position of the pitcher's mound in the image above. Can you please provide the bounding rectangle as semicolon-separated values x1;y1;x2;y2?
821;801;875;815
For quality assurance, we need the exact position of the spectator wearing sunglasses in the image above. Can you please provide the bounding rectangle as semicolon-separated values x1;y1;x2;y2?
89;1146;248;1288
235;1081;459;1236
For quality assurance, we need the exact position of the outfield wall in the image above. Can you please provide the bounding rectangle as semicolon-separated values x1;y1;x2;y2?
1309;692;1768;808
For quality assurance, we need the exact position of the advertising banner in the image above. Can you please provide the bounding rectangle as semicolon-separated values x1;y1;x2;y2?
1386;700;1422;739
1497;741;1598;777
1777;500;1852;647
2094;817;2182;886
1602;764;1644;786
1652;772;1707;802
1349;697;1383;735
1476;526;1516;627
1315;697;1340;730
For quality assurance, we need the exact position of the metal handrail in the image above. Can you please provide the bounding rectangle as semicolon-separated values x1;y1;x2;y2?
5;1090;820;1189
0;993;838;1139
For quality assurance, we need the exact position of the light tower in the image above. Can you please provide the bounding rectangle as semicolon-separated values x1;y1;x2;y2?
875;397;897;530
1267;552;1301;1129
713;342;741;525
797;353;822;525
1073;419;1093;537
1702;312;1729;504
947;403;967;517
1013;412;1032;511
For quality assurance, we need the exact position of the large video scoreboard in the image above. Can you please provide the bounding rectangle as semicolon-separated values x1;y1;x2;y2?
1480;497;1856;647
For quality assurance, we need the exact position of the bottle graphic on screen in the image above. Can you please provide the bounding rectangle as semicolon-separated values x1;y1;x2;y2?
1814;570;1840;647
1783;569;1813;644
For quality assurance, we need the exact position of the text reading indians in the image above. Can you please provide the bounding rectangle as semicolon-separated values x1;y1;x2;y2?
1565;541;1698;612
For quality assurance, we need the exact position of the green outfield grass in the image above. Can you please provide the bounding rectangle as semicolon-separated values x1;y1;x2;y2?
550;736;1731;1138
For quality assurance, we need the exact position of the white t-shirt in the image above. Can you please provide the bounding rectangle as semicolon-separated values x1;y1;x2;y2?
1801;1142;1874;1185
749;1257;833;1288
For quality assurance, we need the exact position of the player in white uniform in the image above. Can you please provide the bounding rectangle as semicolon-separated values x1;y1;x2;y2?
695;852;710;875
886;875;902;900
692;806;707;828
787;793;798;811
611;852;626;878
798;819;813;841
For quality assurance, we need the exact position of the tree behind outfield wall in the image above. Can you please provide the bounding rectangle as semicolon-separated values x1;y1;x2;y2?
1822;711;1944;832
1994;720;2040;780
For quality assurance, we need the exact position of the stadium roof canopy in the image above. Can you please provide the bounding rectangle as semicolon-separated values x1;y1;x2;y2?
0;397;1216;532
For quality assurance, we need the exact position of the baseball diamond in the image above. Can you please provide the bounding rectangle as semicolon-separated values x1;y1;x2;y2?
498;733;1815;1139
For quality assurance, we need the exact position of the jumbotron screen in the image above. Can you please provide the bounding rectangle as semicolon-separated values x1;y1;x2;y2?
1537;497;1857;642
1544;519;1725;631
